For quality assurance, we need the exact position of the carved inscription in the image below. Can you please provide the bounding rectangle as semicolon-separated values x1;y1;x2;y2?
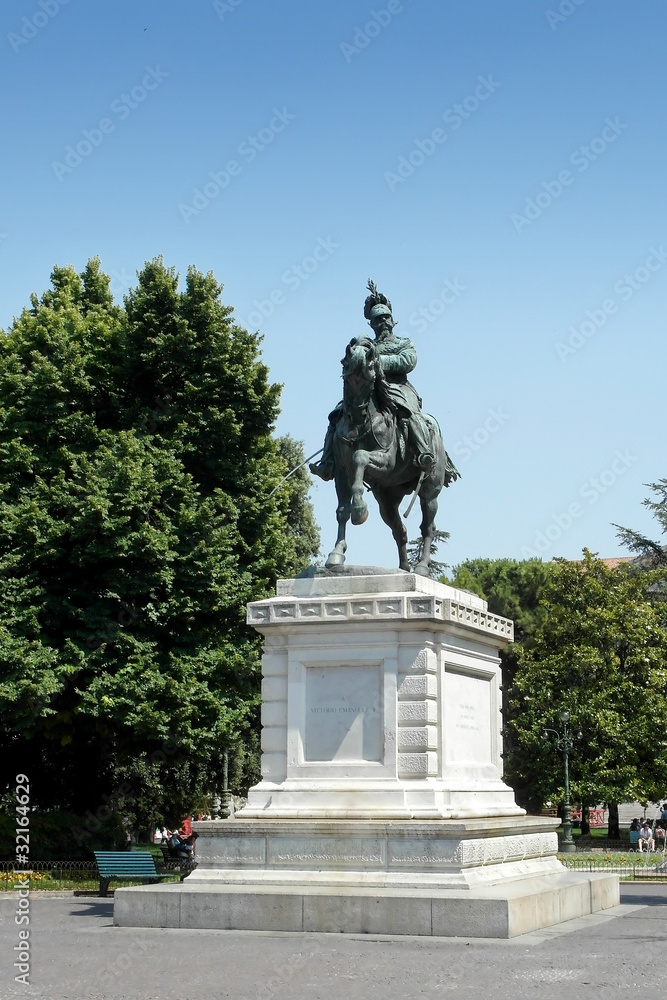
305;663;382;762
444;671;492;766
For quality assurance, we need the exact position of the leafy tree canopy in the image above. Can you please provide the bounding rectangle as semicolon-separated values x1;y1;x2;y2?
504;551;667;812
448;557;555;643
0;257;319;834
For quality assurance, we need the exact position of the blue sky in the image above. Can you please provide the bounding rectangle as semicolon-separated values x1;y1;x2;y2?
1;0;665;571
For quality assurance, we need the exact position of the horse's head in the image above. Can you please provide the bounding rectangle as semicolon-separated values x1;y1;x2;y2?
342;338;377;392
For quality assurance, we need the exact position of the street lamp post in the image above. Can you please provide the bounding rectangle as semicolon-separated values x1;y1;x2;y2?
543;710;582;854
219;748;231;819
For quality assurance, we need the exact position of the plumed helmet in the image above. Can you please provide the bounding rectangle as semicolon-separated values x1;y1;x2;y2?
364;279;394;324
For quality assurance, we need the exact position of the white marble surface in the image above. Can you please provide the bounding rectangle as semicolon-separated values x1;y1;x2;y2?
305;662;382;762
241;571;519;820
190;816;561;889
277;571;488;610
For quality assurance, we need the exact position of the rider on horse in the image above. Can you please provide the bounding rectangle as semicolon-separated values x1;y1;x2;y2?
310;282;436;481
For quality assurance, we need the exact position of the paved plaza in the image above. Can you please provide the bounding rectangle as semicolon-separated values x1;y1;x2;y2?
1;885;666;999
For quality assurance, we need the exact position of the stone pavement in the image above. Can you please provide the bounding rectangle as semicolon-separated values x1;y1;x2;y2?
1;885;666;999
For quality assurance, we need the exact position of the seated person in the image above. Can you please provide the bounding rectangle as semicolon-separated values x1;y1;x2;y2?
638;820;655;853
167;829;192;857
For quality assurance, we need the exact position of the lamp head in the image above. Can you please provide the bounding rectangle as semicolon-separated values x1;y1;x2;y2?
560;710;570;723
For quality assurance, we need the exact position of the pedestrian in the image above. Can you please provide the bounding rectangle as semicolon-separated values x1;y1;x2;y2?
639;820;655;853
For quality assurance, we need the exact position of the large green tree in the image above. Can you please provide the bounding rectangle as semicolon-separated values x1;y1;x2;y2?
0;258;318;833
449;557;554;645
504;552;667;823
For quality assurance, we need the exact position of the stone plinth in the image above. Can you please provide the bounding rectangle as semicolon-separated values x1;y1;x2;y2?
114;571;620;937
240;571;521;820
189;816;560;890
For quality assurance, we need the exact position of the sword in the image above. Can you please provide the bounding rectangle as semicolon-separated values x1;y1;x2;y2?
268;448;324;498
403;470;426;519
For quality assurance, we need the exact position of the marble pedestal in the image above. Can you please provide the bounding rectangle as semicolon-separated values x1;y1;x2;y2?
115;571;619;936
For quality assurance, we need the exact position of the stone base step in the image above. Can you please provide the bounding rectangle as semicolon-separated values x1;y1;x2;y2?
114;871;619;938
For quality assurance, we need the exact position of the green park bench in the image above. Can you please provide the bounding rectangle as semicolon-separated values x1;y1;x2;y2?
157;844;198;880
93;850;175;897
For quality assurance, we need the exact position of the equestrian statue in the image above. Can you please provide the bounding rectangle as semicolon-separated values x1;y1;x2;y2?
310;280;459;576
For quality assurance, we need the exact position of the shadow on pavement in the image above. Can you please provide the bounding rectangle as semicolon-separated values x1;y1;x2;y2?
68;900;114;919
621;892;667;907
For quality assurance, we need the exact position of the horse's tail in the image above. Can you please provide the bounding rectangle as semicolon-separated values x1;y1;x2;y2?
424;413;460;486
443;449;460;487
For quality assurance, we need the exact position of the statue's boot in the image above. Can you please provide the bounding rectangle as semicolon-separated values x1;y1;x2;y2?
309;424;335;481
416;452;435;472
310;460;334;481
408;416;435;473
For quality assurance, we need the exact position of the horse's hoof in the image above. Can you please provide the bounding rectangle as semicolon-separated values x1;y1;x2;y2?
351;503;368;525
325;551;346;570
414;562;431;577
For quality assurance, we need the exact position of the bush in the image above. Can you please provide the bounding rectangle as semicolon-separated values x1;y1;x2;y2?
0;809;125;860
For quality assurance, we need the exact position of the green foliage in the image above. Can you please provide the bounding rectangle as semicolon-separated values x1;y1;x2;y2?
615;479;667;568
505;551;667;811
407;530;450;579
0;257;319;830
0;810;125;861
275;436;321;572
449;558;554;643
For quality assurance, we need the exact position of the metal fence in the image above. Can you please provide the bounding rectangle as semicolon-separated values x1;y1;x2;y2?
561;856;667;879
0;860;98;890
3;856;667;891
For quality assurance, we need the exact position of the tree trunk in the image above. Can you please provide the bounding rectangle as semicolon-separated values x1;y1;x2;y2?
581;803;590;836
607;802;620;838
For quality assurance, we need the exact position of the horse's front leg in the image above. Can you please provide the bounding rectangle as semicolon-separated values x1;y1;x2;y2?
325;472;352;569
350;450;370;525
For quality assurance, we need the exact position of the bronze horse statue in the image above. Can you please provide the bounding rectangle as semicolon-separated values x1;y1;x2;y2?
324;337;458;576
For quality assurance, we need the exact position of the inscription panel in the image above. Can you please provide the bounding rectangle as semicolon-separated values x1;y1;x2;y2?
202;837;266;866
444;670;492;766
305;663;382;762
268;836;385;867
388;838;460;867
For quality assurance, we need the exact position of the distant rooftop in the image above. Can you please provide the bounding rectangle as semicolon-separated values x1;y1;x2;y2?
599;557;635;569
